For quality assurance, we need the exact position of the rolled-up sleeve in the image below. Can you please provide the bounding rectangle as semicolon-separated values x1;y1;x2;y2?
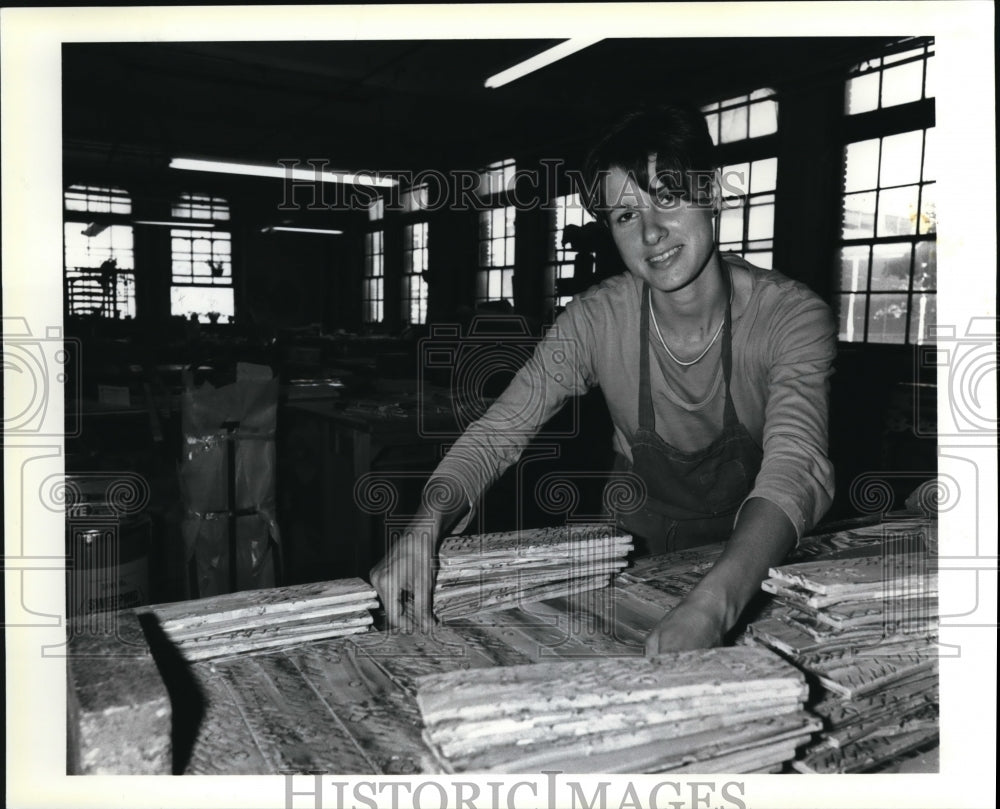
430;311;596;529
744;294;837;539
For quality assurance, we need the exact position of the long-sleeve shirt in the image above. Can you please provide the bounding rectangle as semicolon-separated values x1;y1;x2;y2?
432;256;837;540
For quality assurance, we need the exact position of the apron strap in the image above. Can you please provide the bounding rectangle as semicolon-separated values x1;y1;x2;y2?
639;283;655;430
720;263;738;428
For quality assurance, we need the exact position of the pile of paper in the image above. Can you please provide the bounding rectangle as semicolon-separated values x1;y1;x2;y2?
432;523;633;620
746;544;939;773
144;578;378;661
415;646;820;773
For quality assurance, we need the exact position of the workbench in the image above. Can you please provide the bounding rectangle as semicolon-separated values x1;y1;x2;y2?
67;516;939;776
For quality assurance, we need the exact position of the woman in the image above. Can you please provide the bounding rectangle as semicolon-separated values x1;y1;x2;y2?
371;105;836;653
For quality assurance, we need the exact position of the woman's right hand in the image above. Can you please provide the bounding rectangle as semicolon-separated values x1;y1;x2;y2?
370;523;437;631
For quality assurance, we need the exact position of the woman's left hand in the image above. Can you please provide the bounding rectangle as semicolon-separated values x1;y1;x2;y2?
644;592;727;654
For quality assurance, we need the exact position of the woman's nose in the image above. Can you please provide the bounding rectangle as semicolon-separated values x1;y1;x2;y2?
641;211;668;245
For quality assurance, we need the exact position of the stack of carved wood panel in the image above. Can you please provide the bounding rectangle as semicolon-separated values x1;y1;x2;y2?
433;523;632;620
142;578;379;661
745;538;939;773
415;646;820;773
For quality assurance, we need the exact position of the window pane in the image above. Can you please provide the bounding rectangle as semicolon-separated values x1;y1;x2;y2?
476;271;488;299
723;162;750;196
877;185;920;236
750;158;778;193
747;203;774;241
842;191;876;239
844;139;880;192
879;130;923;187
867;294;908;343
913;241;936;290
171;286;235;323
704;112;719;146
488;270;502;299
919;183;936;235
748;99;778;137
840;246;871;292
719;207;743;243
838;293;867;342
871;243;912;291
880;60;924;107
720;106;748;143
909;293;936;344
502;270;514;301
846;72;881;114
922;129;934;181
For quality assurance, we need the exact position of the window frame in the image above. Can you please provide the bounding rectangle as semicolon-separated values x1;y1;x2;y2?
169;193;234;325
836;39;936;346
63;184;137;320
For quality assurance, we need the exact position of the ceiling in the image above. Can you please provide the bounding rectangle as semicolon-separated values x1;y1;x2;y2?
63;37;899;178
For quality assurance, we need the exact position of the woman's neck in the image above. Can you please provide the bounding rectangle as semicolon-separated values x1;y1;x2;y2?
650;252;729;341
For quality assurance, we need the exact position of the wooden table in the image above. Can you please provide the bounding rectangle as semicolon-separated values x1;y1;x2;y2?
68;517;939;775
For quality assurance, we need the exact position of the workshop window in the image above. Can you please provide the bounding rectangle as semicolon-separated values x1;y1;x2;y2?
477;205;516;305
402;222;428;324
368;197;385;221
838;128;936;344
701;89;778;145
717;157;777;269
170;194;233;324
478;158;517;199
402;185;429;214
65;184;131;215
172;192;230;221
545;192;595;315
846;40;934;114
363;230;385;323
63;185;135;319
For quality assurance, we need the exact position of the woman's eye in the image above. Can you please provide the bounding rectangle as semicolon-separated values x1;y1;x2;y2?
654;190;679;208
615;211;636;225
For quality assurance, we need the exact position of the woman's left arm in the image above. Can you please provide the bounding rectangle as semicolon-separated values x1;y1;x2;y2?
646;287;837;653
645;497;796;652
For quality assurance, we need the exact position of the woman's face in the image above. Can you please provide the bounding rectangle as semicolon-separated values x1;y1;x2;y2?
602;163;719;295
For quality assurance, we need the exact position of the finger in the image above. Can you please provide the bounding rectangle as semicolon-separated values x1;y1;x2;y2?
412;582;432;632
383;586;406;630
645;630;661;656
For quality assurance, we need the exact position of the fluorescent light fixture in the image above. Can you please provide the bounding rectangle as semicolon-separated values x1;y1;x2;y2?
133;219;216;229
485;38;602;88
171;157;397;188
261;226;344;235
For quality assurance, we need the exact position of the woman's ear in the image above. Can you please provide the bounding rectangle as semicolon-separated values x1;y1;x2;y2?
710;168;724;215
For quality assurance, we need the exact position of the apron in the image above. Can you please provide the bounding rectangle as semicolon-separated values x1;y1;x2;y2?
612;269;763;555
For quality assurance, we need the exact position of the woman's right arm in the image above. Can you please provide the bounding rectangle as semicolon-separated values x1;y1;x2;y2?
370;307;597;630
369;491;465;631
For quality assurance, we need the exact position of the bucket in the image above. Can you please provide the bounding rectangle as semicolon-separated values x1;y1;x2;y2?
65;476;151;618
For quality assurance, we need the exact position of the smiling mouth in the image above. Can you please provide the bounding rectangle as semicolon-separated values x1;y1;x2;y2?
647;244;682;265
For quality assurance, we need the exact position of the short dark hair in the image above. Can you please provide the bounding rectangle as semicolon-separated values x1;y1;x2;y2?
580;104;717;223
